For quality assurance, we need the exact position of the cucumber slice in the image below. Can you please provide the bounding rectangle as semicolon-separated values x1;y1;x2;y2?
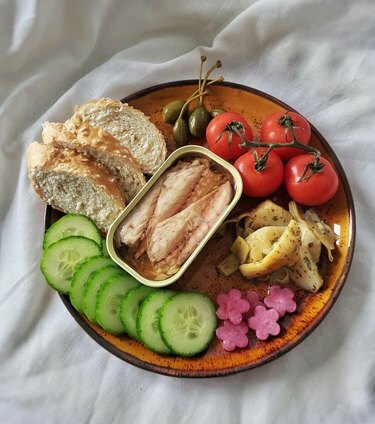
102;238;109;256
43;214;102;250
70;255;115;313
82;265;123;323
159;292;217;357
120;286;154;339
96;274;140;335
40;236;102;294
137;290;175;354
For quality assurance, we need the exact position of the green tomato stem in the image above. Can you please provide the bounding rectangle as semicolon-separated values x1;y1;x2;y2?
230;120;324;180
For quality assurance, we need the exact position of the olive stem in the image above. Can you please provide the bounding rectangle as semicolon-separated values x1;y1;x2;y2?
200;60;222;106
198;56;206;102
177;90;209;120
190;76;224;100
181;76;223;117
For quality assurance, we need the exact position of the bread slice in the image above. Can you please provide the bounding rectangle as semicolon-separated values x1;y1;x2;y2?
26;142;125;231
67;98;167;175
42;120;146;203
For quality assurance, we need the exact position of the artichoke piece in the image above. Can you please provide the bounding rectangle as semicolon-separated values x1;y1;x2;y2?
239;220;301;279
288;244;323;293
289;201;337;262
245;226;286;263
217;253;240;277
304;209;337;262
221;212;255;239
298;221;321;263
230;236;250;264
246;200;292;230
259;267;290;285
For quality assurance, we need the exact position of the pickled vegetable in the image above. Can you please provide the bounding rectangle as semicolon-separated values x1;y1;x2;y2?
217;253;240;276
162;100;186;124
230;236;250;264
239;220;300;279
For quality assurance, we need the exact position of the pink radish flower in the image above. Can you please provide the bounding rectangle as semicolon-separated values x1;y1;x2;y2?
248;305;280;341
264;285;297;317
216;320;249;351
245;290;264;318
216;289;250;325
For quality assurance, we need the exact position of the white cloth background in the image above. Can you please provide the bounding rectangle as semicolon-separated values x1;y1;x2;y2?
1;0;374;422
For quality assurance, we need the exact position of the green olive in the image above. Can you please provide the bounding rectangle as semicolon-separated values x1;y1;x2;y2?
162;100;187;124
210;108;226;118
188;106;211;138
173;118;189;145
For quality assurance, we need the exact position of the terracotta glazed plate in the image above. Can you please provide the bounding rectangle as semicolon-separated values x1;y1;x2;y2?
45;81;355;377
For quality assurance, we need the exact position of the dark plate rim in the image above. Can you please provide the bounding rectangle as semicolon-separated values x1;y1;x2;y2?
46;80;355;378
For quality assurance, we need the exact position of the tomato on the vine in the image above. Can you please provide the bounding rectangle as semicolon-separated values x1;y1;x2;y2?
261;112;311;161
206;112;252;160
284;155;339;206
234;148;284;197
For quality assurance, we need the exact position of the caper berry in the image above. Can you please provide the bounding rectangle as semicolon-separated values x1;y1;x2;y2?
210;108;226;118
173;118;190;145
162;100;187;124
188;106;211;138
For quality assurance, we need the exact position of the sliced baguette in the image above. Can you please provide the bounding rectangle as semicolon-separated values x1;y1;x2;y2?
67;98;167;175
26;142;125;231
42;120;146;202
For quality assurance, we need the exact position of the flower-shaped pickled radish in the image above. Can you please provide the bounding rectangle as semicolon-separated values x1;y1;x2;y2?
216;320;249;351
264;285;297;317
245;290;264;318
248;305;280;341
216;289;250;324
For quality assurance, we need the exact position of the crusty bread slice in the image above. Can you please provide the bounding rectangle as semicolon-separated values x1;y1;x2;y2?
42;120;146;203
67;98;167;175
26;142;125;231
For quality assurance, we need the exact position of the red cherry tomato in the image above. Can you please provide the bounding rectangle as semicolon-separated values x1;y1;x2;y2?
261;112;311;161
234;148;284;197
284;155;339;206
206;112;252;160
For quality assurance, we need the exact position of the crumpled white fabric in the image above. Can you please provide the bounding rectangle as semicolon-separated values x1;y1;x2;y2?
1;0;374;422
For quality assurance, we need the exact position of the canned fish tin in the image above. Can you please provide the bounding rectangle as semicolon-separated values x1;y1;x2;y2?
106;145;243;287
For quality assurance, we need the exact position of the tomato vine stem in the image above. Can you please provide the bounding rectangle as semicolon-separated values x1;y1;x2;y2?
228;114;325;181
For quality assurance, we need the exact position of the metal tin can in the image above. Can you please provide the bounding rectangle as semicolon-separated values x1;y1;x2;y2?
106;145;243;287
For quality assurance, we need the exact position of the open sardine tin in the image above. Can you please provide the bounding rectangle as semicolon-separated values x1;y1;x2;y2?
106;145;243;288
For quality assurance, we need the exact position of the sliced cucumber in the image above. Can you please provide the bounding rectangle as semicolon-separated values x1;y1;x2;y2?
43;214;102;250
102;238;109;256
136;290;175;354
40;236;102;294
96;274;140;335
70;255;115;313
159;292;217;357
120;286;154;339
82;265;123;323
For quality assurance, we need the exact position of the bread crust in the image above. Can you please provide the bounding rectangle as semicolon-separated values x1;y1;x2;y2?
26;142;125;230
42;120;146;202
68;98;167;175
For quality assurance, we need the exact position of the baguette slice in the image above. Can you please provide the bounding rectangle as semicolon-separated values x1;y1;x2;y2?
67;98;167;175
26;142;125;231
42;120;146;203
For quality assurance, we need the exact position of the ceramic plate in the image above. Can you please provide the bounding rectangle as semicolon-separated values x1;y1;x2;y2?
45;80;355;377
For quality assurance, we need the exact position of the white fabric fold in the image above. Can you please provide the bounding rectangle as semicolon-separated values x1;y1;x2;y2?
1;0;374;422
